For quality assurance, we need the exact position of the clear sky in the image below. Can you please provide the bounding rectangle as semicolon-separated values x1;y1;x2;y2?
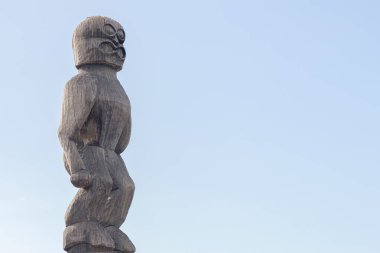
0;0;379;252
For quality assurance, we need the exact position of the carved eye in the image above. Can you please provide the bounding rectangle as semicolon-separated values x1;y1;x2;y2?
117;29;125;43
104;24;117;36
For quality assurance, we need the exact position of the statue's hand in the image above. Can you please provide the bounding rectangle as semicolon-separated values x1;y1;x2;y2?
70;170;92;188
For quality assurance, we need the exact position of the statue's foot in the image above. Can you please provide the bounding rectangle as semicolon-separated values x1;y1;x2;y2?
64;222;115;252
67;243;116;253
106;226;136;253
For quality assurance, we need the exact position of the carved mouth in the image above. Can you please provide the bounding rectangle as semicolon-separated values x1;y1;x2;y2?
99;41;126;59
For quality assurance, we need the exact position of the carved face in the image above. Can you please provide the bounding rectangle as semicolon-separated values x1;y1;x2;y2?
73;16;126;71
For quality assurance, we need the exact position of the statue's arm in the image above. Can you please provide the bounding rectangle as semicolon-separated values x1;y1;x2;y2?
115;113;131;154
58;75;97;187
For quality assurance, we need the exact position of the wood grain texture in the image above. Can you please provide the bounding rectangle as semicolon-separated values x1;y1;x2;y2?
58;16;135;253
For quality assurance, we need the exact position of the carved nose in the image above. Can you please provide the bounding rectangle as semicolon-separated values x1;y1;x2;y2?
112;36;120;46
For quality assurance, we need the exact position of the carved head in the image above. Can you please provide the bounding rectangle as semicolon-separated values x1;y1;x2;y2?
73;16;126;71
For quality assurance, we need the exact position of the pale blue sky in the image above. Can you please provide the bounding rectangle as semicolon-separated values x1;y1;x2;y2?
0;0;379;252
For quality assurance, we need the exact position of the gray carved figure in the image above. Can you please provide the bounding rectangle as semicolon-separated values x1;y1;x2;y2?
58;16;135;253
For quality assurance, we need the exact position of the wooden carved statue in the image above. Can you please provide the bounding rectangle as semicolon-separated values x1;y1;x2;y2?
58;16;135;253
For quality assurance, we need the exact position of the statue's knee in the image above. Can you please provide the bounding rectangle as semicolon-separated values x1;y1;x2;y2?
121;178;135;196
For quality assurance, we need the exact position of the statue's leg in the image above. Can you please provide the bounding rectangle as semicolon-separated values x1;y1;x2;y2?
64;146;115;252
103;150;135;253
104;150;135;227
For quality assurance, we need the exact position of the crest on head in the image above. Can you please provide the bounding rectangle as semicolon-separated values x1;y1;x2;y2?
73;16;126;71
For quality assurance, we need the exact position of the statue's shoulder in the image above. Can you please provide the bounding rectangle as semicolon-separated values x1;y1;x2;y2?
66;72;99;86
65;73;98;92
64;73;98;98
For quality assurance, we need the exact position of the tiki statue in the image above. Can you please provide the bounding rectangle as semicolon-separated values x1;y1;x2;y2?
58;16;135;253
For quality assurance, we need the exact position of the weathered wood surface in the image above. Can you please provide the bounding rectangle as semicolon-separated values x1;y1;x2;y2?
58;16;135;253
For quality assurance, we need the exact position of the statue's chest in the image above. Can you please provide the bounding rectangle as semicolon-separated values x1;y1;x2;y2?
93;82;130;124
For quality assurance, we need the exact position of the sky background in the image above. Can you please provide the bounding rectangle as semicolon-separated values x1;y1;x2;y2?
0;0;379;252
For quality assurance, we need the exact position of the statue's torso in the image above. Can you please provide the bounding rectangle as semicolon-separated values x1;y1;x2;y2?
79;74;131;151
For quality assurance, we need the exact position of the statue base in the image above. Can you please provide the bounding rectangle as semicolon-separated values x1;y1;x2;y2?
64;222;135;253
67;244;123;253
